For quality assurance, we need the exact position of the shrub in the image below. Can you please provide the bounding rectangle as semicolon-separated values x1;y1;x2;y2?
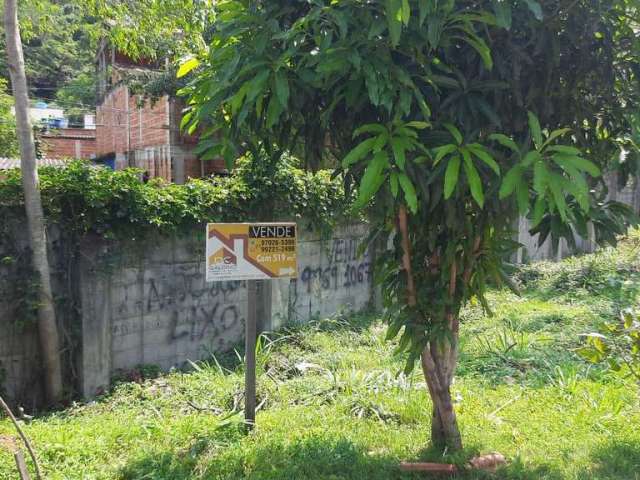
0;154;350;241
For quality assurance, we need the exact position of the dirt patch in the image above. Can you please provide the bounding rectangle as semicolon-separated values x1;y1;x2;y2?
0;434;18;453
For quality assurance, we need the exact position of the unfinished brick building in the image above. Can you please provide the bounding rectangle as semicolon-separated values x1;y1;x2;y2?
41;127;96;160
95;46;223;183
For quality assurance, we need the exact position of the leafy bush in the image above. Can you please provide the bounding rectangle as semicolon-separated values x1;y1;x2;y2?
0;79;18;158
0;154;350;241
578;309;640;388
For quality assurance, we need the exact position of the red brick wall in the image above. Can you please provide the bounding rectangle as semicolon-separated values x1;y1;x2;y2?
96;85;170;157
96;81;227;181
129;95;170;150
96;84;130;156
41;129;96;159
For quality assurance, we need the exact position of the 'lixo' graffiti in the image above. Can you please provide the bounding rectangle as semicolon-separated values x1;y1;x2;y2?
169;302;243;342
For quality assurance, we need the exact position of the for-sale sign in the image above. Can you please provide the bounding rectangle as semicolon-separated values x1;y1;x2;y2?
206;223;297;282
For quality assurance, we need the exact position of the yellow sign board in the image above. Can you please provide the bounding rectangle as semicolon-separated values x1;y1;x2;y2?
206;223;297;282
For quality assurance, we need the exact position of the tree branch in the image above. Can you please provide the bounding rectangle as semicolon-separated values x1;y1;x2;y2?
398;205;417;307
0;396;42;480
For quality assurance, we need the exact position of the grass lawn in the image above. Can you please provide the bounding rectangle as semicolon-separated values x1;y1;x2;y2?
1;234;639;479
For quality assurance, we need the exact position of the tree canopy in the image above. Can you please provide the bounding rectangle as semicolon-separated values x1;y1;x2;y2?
0;1;98;119
0;77;18;156
180;0;640;450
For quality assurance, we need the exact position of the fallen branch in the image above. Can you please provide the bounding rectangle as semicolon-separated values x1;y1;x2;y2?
186;400;223;415
0;395;42;479
400;462;458;474
399;453;507;475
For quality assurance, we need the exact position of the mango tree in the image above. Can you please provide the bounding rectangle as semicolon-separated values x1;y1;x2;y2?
181;0;639;450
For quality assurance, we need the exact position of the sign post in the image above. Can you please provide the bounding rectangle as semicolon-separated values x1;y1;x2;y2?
205;223;297;429
245;280;257;428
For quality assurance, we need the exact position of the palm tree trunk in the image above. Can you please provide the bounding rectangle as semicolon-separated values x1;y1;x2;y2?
4;0;64;404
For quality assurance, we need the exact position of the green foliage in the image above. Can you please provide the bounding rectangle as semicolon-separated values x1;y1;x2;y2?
0;78;18;157
0;1;97;111
0;157;348;241
578;310;640;385
84;0;215;62
180;0;639;391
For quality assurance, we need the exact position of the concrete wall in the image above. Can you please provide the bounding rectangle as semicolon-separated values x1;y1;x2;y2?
0;225;73;408
79;222;374;398
516;173;640;262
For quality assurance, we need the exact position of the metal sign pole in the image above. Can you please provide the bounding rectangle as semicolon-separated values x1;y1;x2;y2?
245;279;257;430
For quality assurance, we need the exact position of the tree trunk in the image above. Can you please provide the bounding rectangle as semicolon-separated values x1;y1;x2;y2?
4;0;64;405
397;206;463;452
421;342;462;451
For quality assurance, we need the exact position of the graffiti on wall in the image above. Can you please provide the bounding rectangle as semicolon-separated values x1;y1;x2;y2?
290;236;372;321
110;263;246;360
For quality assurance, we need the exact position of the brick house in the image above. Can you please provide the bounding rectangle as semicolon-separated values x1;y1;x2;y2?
95;46;224;183
41;127;96;160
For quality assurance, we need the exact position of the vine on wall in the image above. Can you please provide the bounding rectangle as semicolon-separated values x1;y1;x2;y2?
0;154;351;402
0;154;349;241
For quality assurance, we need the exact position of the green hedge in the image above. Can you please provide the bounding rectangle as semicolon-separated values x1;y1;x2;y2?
0;155;350;240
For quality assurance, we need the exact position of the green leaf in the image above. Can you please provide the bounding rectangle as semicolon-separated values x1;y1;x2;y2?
547;145;581;155
492;0;512;29
461;34;493;70
542;128;571;149
516;178;530;214
179;111;193;131
266;94;283;128
433;144;457;166
177;57;199;78
413;87;432;120
391;138;407;170
404;121;429;130
443;123;463;145
463;153;484;207
401;0;411;25
342;138;376;168
467;144;500;175
399;173;418;212
548;173;568;221
576;346;603;364
525;0;543;20
390;171;399;198
531;196;546;227
444;155;461;199
553;154;601;177
527;111;543;149
490;133;520;154
522;150;542;167
230;82;250;115
372;132;389;152
355;151;389;208
246;70;270;104
499;165;522;198
274;70;290;108
533;160;549;195
386;0;403;47
353;123;387;138
553;157;590;211
565;180;590;212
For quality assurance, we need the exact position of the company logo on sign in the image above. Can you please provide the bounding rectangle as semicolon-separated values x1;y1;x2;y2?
206;223;298;282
